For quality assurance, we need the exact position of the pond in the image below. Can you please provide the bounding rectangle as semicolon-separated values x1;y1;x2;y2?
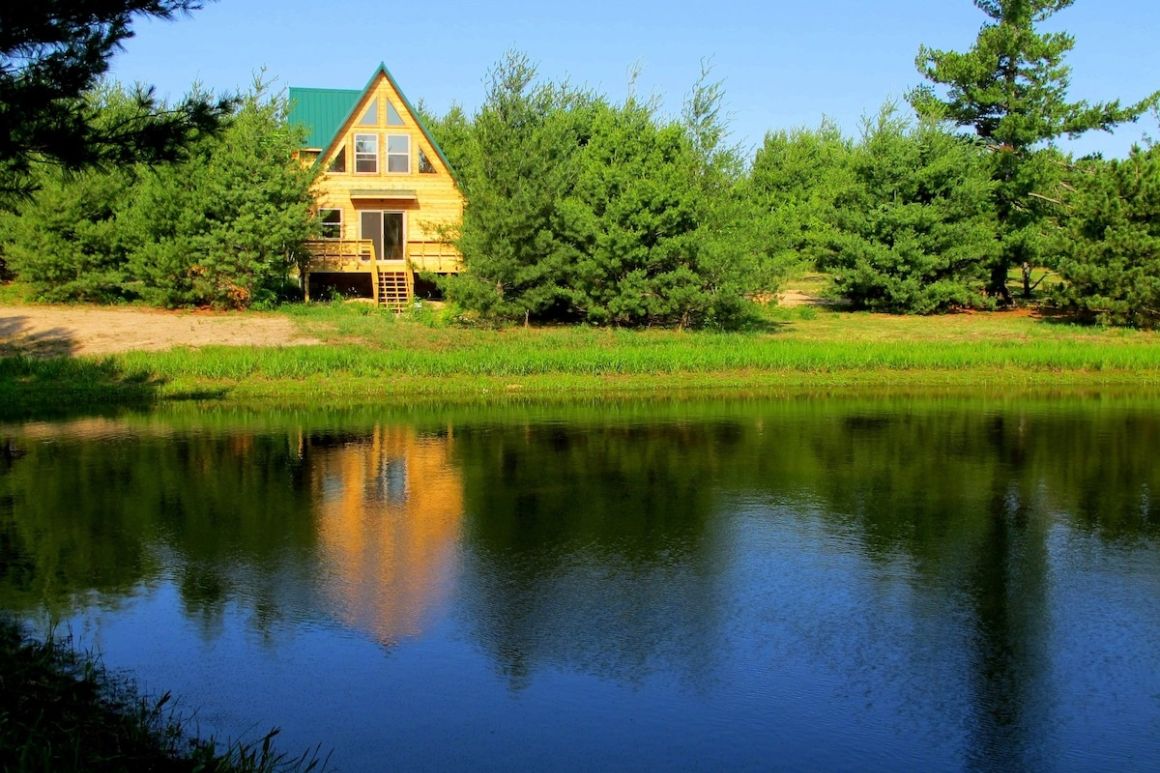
2;395;1159;770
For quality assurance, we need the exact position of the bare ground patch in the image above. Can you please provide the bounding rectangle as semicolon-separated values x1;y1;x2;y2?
0;306;319;356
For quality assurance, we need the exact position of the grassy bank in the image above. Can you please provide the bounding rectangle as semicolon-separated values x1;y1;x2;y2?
0;619;321;772
122;306;1160;401
2;304;1160;415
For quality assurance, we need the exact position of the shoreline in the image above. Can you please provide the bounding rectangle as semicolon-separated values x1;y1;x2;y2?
3;357;1159;420
4;302;1160;417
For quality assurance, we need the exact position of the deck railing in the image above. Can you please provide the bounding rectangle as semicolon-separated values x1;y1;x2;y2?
408;241;464;273
303;239;462;304
305;239;377;270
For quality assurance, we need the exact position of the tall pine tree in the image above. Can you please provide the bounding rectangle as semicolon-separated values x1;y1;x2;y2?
0;2;230;206
910;0;1158;302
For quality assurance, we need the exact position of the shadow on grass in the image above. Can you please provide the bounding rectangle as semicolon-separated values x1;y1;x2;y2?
0;356;163;421
1;313;230;421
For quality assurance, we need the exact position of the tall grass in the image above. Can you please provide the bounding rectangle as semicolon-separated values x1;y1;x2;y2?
5;310;1159;411
0;618;325;772
116;334;1160;382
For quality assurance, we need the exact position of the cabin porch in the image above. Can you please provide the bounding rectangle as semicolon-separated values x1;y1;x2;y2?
303;239;461;310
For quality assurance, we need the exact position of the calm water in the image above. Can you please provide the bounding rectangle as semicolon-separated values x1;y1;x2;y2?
2;396;1159;771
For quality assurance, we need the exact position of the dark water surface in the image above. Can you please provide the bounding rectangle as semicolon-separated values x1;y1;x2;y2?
2;395;1159;771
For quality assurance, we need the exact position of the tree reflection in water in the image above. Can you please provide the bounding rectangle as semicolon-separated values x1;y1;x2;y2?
1;397;1157;768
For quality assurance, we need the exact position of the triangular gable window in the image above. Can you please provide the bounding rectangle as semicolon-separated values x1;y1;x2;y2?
359;98;378;126
329;145;347;173
419;148;436;174
386;100;405;126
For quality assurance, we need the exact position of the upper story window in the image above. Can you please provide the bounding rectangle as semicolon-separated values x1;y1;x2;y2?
418;148;436;174
386;101;405;126
320;209;342;239
329;145;346;173
358;98;378;126
355;134;378;173
387;135;410;173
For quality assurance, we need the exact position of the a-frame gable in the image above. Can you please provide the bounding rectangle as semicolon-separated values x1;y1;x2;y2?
316;64;462;188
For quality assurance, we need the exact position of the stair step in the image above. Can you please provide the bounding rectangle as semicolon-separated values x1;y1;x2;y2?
377;271;412;310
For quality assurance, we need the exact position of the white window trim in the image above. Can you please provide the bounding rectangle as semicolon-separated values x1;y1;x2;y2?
386;134;410;175
354;133;379;174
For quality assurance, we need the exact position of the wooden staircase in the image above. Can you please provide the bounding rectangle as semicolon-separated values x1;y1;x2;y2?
377;270;412;311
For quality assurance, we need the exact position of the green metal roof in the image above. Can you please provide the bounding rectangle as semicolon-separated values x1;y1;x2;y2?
287;87;362;149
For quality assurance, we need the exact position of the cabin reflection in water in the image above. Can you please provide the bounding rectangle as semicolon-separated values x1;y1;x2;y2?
305;426;463;645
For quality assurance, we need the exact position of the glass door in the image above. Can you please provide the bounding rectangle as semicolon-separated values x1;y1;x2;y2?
382;212;404;260
360;211;405;261
360;211;382;262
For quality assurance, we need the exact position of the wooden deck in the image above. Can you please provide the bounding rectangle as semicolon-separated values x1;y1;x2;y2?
303;239;461;308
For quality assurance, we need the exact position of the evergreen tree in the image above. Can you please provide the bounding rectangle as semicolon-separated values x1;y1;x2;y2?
445;54;764;327
560;97;753;327
0;2;230;205
444;53;592;322
0;85;148;301
829;107;999;314
1;80;317;308
746;120;855;274
124;79;317;308
910;0;1158;302
1053;145;1160;327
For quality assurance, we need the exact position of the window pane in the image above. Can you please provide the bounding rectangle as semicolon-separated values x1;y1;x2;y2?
387;135;410;173
361;211;382;261
328;146;346;173
359;99;378;126
355;134;378;173
383;213;404;260
386;101;404;126
418;148;436;174
320;209;342;238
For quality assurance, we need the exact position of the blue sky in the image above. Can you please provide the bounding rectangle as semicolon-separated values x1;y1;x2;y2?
110;0;1158;158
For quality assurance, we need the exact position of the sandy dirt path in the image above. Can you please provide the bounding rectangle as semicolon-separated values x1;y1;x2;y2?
0;305;319;356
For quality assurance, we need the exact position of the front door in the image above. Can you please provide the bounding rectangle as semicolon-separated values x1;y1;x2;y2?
360;211;405;261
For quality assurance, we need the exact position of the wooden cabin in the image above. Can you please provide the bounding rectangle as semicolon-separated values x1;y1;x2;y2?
289;65;464;309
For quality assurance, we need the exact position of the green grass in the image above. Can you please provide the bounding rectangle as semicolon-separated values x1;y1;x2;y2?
0;279;36;305
3;302;1159;414
121;334;1159;380
0;619;324;772
119;306;1160;405
0;355;164;419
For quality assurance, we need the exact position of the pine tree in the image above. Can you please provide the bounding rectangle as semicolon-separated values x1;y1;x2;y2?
1053;145;1160;328
910;0;1158;303
829;107;999;314
746;119;855;274
0;2;230;205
